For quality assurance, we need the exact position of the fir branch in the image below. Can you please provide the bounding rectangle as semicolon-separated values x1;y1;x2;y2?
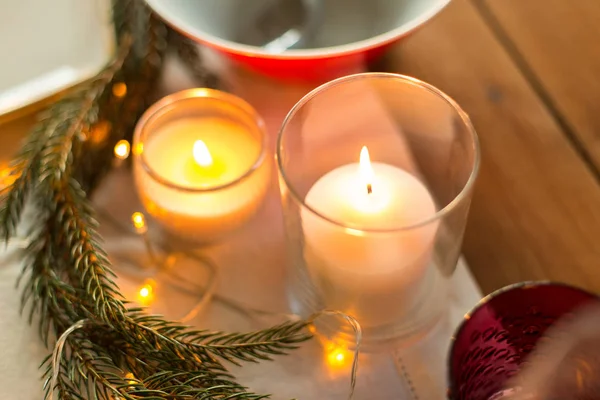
0;2;313;399
40;34;133;182
187;321;311;365
19;226;87;344
50;178;125;324
1;121;54;241
0;34;132;245
120;314;309;369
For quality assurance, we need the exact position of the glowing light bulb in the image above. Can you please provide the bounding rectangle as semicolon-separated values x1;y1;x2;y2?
193;140;213;167
133;142;143;156
132;212;145;227
114;140;130;160
0;164;17;191
124;372;136;385
112;82;127;98
137;281;154;305
325;342;352;370
90;121;111;145
359;146;374;195
131;212;146;233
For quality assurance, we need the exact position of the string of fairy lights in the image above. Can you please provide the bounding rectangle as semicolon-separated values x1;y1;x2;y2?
108;138;362;391
2;114;362;399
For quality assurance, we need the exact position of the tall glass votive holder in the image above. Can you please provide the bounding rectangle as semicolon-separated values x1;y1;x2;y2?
133;88;271;243
277;73;480;349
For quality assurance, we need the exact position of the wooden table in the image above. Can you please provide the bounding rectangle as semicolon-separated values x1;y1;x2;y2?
2;0;600;297
380;0;600;294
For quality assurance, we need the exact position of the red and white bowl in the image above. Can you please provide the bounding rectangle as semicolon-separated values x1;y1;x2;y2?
145;0;450;81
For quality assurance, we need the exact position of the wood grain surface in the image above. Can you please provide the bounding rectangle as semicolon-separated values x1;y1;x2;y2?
0;115;34;162
480;0;600;171
381;0;600;294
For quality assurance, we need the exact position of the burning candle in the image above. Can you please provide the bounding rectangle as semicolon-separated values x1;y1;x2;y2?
279;73;479;344
133;89;270;241
302;146;438;327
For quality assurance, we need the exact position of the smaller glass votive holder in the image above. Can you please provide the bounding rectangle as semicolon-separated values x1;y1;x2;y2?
277;73;480;349
447;282;599;400
133;88;271;243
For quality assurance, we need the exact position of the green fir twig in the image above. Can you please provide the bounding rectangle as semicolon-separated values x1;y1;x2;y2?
0;2;311;399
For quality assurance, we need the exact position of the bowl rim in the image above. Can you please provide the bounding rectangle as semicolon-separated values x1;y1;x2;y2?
145;0;451;59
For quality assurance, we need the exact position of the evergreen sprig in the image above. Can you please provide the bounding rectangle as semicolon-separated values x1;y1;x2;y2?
0;1;310;399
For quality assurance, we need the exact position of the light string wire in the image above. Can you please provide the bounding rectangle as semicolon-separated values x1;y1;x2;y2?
308;310;361;400
4;224;363;399
101;203;362;399
98;207;217;324
48;320;88;400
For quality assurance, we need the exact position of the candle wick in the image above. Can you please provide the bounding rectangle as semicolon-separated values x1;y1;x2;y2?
367;183;373;195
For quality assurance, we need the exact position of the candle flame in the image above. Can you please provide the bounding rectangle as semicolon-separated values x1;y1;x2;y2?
359;146;374;195
193;140;213;167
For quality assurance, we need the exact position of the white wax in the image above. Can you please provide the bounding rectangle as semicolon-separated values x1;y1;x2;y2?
302;162;438;327
134;117;270;240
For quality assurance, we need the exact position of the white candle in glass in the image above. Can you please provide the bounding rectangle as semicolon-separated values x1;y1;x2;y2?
302;147;438;327
134;116;270;241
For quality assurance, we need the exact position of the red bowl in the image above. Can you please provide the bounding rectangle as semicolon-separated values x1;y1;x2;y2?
145;0;451;82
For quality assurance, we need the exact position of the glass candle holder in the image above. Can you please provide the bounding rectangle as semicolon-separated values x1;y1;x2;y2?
448;282;599;400
277;73;480;348
133;88;271;243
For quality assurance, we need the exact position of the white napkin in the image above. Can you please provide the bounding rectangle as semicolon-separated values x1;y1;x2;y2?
0;245;47;400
